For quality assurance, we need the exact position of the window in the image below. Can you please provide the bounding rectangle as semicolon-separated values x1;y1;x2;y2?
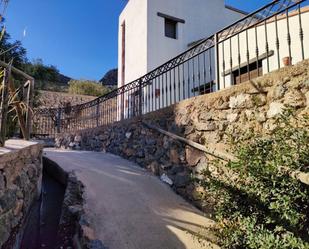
232;60;263;85
192;82;216;95
165;18;177;39
157;12;185;40
222;51;274;85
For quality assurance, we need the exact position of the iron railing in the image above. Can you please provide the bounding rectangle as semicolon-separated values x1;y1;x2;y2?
33;0;309;137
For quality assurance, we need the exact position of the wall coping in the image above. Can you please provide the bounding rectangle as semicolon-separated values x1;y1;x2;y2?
0;139;40;156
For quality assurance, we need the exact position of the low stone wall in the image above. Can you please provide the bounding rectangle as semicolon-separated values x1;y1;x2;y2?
0;140;43;248
55;59;309;210
43;157;106;249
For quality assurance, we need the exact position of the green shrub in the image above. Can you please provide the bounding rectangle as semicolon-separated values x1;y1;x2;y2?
199;109;309;249
68;80;110;97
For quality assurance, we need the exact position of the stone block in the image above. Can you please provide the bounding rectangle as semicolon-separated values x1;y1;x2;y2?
123;148;135;157
125;132;132;139
185;147;205;167
74;135;82;143
0;211;12;245
168;165;185;175
13;200;24;216
302;78;309;89
267;84;286;100
0;174;5;190
169;148;180;164
227;113;239;123
195;122;216;132
0;188;17;212
174;173;190;188
163;136;170;149
199;111;214;121
229;94;252;109
305;91;309;106
267;102;284;118
252;94;267;107
148;162;160;176
284;89;306;108
81;225;96;241
255;111;267;123
213;97;230;110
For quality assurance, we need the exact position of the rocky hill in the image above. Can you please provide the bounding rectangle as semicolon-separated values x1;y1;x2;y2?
100;69;118;87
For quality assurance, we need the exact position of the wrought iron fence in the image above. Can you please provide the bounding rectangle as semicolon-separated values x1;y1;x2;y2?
33;0;309;137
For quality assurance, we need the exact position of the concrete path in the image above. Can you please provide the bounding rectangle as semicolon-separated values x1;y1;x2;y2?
44;149;218;249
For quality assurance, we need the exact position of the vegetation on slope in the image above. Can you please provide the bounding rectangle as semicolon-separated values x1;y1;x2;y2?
23;59;71;92
68;79;111;97
198;109;309;249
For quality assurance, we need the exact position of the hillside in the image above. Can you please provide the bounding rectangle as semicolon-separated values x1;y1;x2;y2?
37;91;96;109
100;68;118;87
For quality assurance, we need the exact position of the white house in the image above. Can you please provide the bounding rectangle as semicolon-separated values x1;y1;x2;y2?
117;0;309;118
118;0;246;88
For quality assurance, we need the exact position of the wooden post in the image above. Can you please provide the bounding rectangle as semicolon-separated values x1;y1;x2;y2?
0;68;10;146
25;79;34;140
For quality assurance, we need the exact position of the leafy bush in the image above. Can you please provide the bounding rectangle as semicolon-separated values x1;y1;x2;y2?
68;80;110;97
199;109;309;249
23;59;71;92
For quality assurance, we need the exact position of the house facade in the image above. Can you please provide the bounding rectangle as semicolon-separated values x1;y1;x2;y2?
118;0;246;88
117;0;309;119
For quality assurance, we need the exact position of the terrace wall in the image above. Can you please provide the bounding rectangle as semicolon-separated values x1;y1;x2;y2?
0;140;43;248
55;59;309;210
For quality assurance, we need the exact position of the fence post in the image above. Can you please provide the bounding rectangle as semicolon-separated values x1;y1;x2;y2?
96;99;100;127
25;79;34;140
0;69;9;146
138;79;143;116
121;88;125;121
56;108;61;133
214;32;220;91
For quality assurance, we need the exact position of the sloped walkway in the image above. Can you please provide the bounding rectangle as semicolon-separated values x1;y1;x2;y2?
44;149;218;249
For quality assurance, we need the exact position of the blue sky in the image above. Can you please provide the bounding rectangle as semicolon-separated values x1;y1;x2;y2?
5;0;270;80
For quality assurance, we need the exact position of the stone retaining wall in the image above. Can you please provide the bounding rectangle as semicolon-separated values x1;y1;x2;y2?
0;140;43;248
55;59;309;210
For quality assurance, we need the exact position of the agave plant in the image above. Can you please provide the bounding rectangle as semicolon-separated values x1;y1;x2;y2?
0;64;32;145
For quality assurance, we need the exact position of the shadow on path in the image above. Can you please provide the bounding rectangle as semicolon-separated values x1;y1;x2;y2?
44;149;218;249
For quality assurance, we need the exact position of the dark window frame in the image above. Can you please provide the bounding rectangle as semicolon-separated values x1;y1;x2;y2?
232;60;263;85
157;12;185;40
164;18;177;39
192;81;216;95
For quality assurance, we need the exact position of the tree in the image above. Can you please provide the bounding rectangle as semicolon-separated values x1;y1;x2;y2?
0;29;27;68
23;59;59;82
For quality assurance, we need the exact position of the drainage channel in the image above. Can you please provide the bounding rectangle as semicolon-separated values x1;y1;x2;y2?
20;159;66;249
